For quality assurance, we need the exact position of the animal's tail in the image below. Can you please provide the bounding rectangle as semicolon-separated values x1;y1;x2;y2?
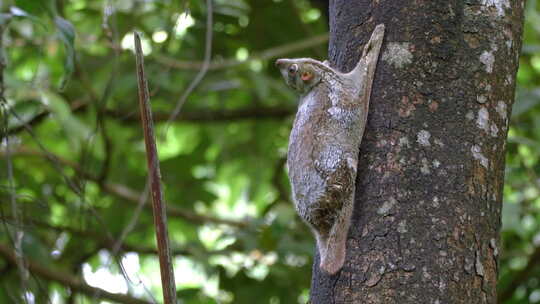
318;196;354;275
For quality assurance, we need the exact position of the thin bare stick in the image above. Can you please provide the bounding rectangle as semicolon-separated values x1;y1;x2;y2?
0;244;152;304
3;122;30;304
90;179;156;303
134;31;177;304
2;146;248;228
0;215;230;257
106;180;157;302
1;19;29;303
166;0;213;128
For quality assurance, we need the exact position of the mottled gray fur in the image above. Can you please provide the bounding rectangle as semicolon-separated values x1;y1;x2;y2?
276;25;385;274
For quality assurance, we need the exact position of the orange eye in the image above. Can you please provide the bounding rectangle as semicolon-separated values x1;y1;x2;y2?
301;72;313;81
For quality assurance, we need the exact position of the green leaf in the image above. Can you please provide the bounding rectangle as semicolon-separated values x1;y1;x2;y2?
54;16;76;90
513;88;540;118
14;0;49;16
6;99;43;129
9;6;48;29
40;90;89;148
250;72;270;100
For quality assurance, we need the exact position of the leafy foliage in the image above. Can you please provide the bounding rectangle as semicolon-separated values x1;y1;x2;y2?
498;2;540;303
0;0;538;303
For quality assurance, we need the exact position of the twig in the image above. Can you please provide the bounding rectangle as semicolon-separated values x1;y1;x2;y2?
288;1;326;58
4;104;151;302
79;7;153;295
7;103;293;136
498;158;540;302
6;100;87;136
4;30;325;136
3;125;30;304
166;0;214;128
1;18;30;303
0;215;213;257
154;33;329;71
0;244;152;304
95;0;121;182
2;146;249;228
134;31;177;304
262;158;289;215
104;181;248;227
107;106;293;123
5;109;84;196
89;180;157;303
4;109;127;275
99;178;157;304
499;245;540;302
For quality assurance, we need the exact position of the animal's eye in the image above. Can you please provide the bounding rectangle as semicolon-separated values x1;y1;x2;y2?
288;64;298;75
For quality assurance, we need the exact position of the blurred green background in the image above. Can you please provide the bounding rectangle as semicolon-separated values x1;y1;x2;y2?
0;0;538;303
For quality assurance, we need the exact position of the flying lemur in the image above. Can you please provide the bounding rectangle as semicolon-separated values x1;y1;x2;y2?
275;24;385;274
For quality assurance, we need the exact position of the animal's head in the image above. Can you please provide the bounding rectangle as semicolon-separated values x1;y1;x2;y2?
275;58;323;94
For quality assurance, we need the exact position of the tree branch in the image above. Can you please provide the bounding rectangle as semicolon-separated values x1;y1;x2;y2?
0;216;199;257
153;33;328;71
2;146;248;228
103;182;248;228
262;158;289;216
6;100;88;136
0;244;152;304
5;33;317;135
166;0;214;125
7;104;294;136
499;246;540;302
105;106;294;123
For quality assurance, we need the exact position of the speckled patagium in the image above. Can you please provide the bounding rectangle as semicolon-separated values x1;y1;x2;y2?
276;25;385;274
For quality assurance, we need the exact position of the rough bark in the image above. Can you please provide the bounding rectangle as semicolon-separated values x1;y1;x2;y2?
310;1;525;303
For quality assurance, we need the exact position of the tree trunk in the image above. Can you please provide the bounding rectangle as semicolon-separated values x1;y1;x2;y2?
310;1;525;303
